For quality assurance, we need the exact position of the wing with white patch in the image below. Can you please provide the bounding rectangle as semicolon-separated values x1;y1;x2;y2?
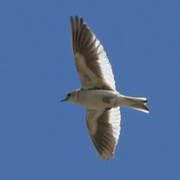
86;107;121;160
70;16;116;90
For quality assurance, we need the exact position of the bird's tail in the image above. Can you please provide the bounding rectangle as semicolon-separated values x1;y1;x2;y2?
122;96;149;113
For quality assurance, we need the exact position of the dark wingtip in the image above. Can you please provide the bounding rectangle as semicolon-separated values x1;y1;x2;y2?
70;16;74;27
70;15;84;24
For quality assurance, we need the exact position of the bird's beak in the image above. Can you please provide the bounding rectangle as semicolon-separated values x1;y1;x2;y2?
60;99;65;102
59;97;67;102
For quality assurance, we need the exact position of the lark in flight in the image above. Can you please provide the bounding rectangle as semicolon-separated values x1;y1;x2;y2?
61;16;149;160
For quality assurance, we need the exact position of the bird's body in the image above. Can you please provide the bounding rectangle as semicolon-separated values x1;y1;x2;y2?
61;16;149;160
68;89;119;109
68;89;148;113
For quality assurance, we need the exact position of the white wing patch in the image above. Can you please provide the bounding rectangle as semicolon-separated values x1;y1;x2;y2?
108;107;121;147
92;34;116;90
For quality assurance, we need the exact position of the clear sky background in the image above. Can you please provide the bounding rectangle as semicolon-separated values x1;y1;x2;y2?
0;0;179;179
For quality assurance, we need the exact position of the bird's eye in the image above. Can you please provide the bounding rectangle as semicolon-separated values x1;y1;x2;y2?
67;93;71;97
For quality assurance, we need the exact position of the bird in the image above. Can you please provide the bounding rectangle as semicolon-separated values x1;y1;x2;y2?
61;16;149;160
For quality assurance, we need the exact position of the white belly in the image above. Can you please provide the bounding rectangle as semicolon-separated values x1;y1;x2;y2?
77;90;119;109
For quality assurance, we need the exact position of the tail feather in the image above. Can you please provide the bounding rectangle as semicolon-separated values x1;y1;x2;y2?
123;96;149;113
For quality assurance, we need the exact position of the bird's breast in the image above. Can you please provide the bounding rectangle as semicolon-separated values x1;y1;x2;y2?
77;90;118;109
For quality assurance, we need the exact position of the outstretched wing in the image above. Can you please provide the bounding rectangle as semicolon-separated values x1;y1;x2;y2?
86;108;121;160
70;16;116;90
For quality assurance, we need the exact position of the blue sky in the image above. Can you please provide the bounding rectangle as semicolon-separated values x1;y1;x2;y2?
0;0;179;179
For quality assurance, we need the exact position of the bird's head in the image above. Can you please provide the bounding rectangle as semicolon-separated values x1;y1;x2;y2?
60;92;73;102
60;89;79;103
